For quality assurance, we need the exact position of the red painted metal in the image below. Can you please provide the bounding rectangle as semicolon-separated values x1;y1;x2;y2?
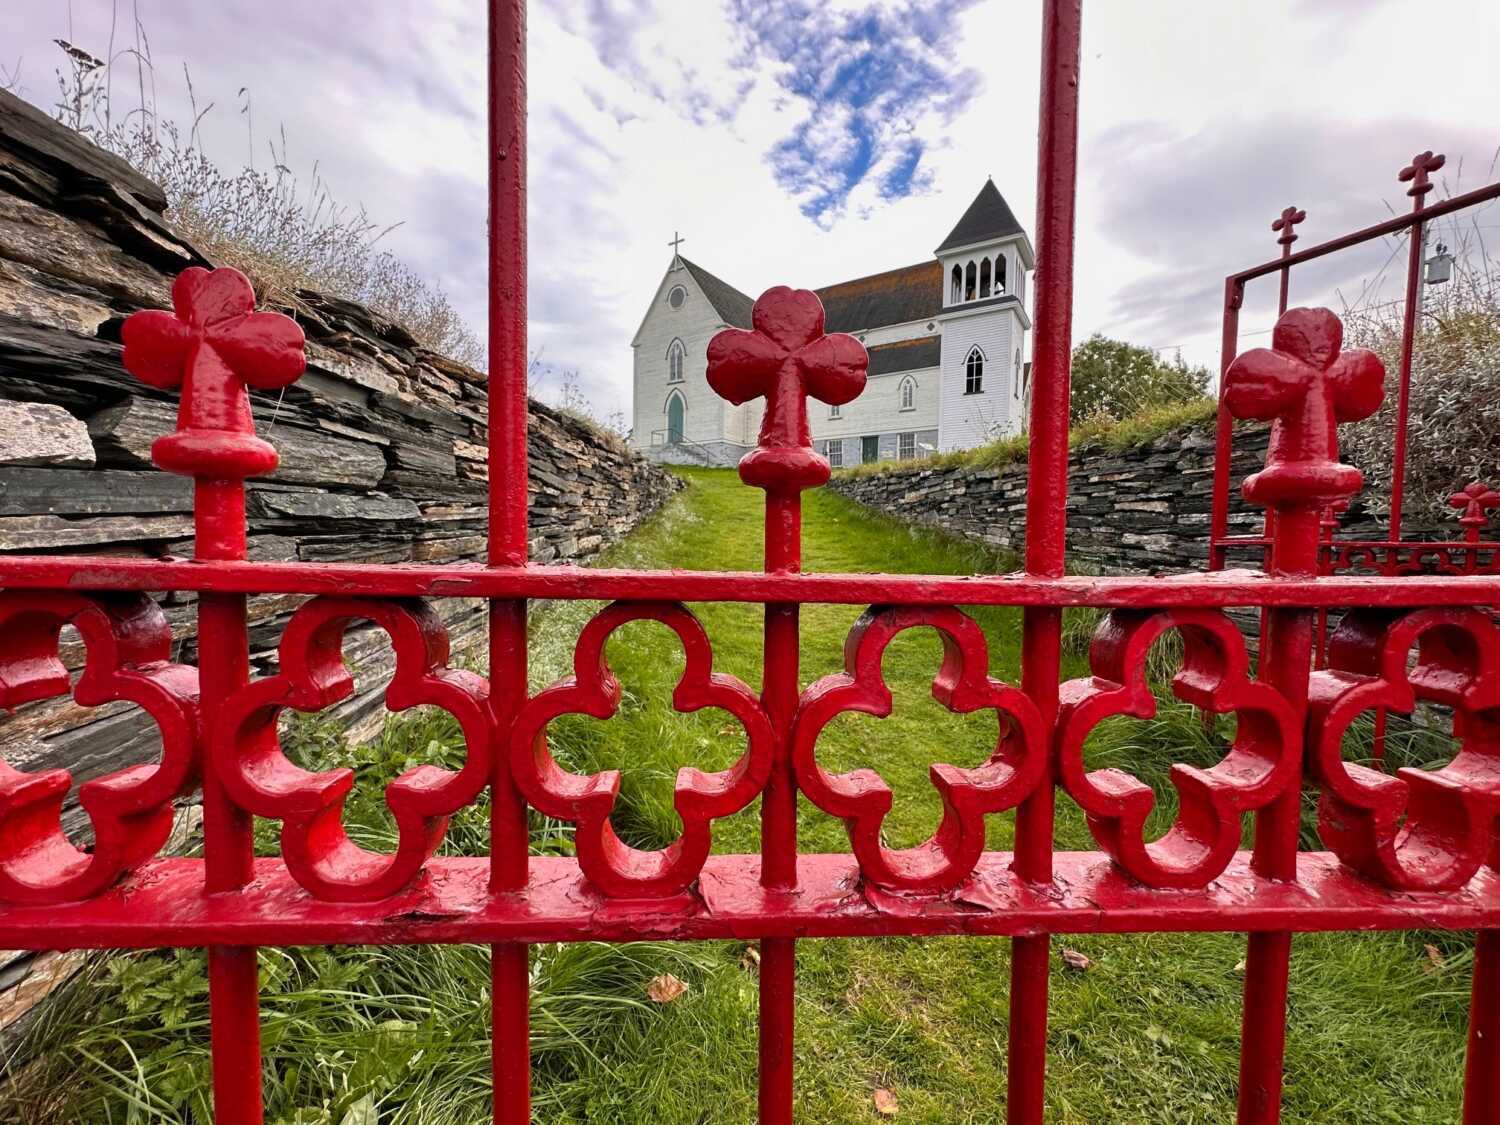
1057;608;1298;887
1272;204;1305;316
793;605;1045;892
0;2;1492;1121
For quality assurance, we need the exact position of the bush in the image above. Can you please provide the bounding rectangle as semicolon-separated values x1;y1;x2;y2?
49;34;483;367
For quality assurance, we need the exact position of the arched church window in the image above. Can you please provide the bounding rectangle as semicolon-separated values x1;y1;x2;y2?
667;339;685;384
899;377;916;411
995;254;1007;295
964;346;984;395
964;261;977;301
950;264;962;304
666;391;685;444
979;258;992;299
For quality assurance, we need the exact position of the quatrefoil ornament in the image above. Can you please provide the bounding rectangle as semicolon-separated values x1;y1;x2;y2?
1056;609;1299;889
790;605;1046;894
0;592;199;903
1308;607;1500;890
1222;306;1384;511
706;286;867;495
121;265;306;479
212;597;490;902
508;601;773;898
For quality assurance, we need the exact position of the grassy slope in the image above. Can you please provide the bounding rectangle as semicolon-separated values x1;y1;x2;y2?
12;467;1469;1123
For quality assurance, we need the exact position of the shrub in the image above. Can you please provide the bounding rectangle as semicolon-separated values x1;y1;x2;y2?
1339;176;1500;518
49;34;484;367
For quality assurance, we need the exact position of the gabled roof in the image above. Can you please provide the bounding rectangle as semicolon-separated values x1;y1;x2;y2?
679;257;754;329
867;335;940;377
816;261;943;334
936;178;1025;253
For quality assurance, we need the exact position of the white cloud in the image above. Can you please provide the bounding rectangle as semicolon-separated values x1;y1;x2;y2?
7;0;1498;420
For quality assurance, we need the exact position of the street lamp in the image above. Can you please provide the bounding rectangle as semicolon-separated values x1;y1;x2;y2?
1425;240;1455;285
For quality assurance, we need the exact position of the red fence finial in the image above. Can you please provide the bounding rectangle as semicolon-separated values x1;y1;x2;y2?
1399;150;1446;200
706;287;867;494
1222;307;1385;511
1450;482;1500;534
1272;205;1305;249
121;266;307;479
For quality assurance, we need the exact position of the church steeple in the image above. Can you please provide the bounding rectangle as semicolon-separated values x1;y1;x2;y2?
936;179;1025;254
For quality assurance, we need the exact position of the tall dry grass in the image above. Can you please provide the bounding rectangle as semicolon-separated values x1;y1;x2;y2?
50;24;484;368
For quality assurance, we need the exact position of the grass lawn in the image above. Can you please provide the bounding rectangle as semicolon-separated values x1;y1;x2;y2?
7;467;1472;1123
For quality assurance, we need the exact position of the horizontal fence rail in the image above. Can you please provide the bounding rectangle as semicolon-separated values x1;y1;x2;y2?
0;2;1497;1123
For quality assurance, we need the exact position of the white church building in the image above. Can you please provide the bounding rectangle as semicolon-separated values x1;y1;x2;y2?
631;180;1034;467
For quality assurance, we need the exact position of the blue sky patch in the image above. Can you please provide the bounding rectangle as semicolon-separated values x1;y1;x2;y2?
729;0;982;226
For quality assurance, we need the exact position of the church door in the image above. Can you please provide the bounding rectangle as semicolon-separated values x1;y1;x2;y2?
667;394;685;444
862;435;879;463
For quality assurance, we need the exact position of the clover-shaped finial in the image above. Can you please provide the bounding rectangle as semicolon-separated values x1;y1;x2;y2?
706;287;867;493
1399;150;1445;199
1222;307;1385;511
1449;481;1500;533
1272;205;1305;249
121;266;307;479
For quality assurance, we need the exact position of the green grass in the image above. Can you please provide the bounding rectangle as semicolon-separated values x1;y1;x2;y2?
835;396;1218;480
4;466;1472;1122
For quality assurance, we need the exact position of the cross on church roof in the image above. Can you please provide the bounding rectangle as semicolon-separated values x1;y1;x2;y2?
669;231;686;257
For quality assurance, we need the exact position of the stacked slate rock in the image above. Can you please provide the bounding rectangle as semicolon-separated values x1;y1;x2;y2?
829;426;1404;577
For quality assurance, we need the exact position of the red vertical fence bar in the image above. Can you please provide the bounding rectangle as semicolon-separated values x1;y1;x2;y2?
199;476;265;1125
1388;151;1443;549
1208;279;1243;572
1008;2;1082;1121
760;490;799;1125
488;0;532;1120
1465;929;1500;1123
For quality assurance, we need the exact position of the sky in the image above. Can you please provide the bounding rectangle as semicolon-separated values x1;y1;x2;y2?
5;1;1498;423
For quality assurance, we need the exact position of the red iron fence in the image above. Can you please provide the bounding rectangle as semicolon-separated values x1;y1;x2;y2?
0;2;1498;1123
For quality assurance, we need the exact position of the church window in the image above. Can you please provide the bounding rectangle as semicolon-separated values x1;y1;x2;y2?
828;403;841;419
898;431;916;460
898;377;915;411
950;264;962;304
825;439;843;468
667;339;685;383
964;260;977;301
1015;349;1023;399
995;254;1007;294
979;257;992;299
965;346;985;394
667;285;687;309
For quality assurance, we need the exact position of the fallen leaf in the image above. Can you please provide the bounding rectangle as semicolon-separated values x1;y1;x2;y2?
1424;944;1445;971
741;945;761;972
1061;948;1092;972
1233;959;1246;974
873;1087;899;1117
718;724;740;738
646;972;688;1003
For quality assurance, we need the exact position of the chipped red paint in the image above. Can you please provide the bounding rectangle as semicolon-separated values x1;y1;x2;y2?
791;604;1045;893
0;2;1495;1123
1057;608;1298;888
510;601;773;898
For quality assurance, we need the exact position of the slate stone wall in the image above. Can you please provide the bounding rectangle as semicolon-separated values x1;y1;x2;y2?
0;90;681;797
827;426;1271;574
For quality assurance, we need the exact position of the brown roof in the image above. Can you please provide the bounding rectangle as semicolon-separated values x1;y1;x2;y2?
867;335;940;377
816;261;943;335
679;257;755;329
